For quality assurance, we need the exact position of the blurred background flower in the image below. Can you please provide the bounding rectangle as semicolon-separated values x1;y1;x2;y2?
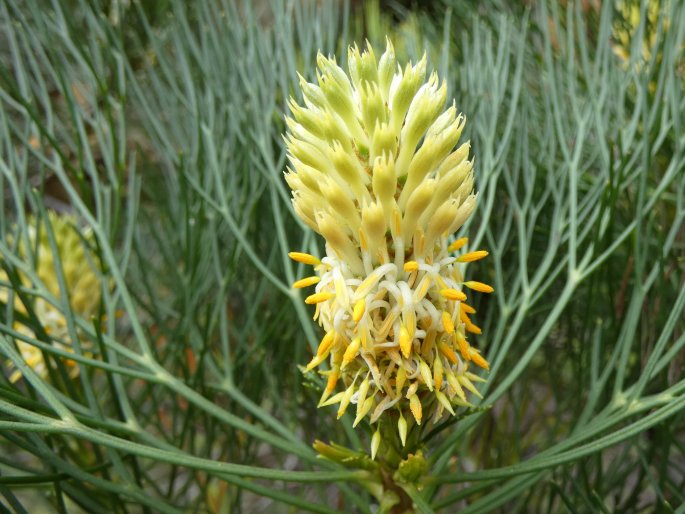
1;212;102;383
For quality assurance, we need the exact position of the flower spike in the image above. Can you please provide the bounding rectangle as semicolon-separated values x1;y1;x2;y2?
284;41;492;444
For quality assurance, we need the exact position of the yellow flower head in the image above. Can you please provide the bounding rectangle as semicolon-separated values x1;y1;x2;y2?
286;41;492;442
1;212;102;382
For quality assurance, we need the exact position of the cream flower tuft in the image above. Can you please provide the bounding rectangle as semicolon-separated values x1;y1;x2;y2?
286;41;493;443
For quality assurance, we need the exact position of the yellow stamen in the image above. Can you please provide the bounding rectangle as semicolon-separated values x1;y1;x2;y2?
458;375;483;398
305;354;325;371
434;275;448;290
292;276;320;288
378;310;400;340
404;310;416;337
465;322;482;335
288;251;320;265
359;227;369;251
320;391;345;407
419;359;433;391
435;390;455;415
331;348;343;366
360;329;369;350
446;371;467;402
466;371;487;383
371;427;381;460
398;412;408;446
404;260;419;273
356;378;370;411
433;355;444;389
438;341;458;364
316;331;336;356
325;368;340;393
353;298;366;322
395;365;407;393
413;275;432;303
455;332;470;360
460;303;476;314
305;291;334;304
448;237;468;252
464;281;494;293
456;250;489;263
441;311;455;334
337;384;356;418
353;396;374;427
409;394;422;425
341;338;361;369
440;288;467;302
422;328;437;352
469;348;490;370
354;272;382;300
399;325;412;358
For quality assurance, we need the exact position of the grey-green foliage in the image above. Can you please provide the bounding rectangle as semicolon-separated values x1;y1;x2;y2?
0;0;684;513
0;1;364;513
425;2;685;512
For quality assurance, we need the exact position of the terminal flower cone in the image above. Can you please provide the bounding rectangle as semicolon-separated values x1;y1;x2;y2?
285;41;493;454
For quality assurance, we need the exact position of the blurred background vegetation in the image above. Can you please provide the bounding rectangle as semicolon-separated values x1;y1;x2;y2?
0;0;683;512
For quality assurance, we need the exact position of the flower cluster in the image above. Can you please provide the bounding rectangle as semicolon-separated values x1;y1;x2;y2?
285;41;492;451
1;212;102;383
612;0;666;63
